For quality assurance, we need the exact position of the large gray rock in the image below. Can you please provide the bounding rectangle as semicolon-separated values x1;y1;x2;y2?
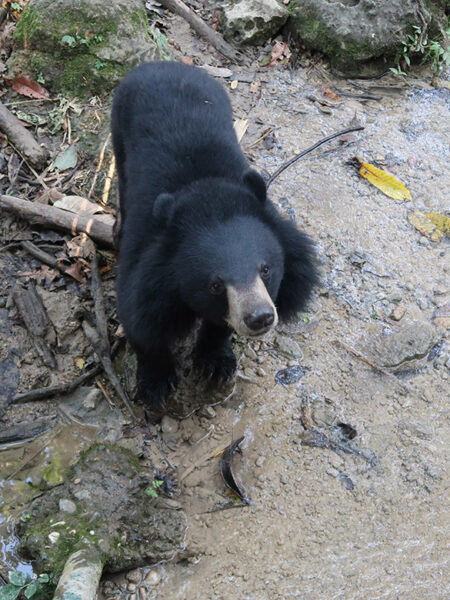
286;0;447;77
9;0;159;96
220;0;289;45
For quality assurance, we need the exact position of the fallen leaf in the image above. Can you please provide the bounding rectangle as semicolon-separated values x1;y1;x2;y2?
351;158;412;201
20;265;59;285
250;80;262;97
51;145;78;171
233;118;248;143
322;87;341;102
3;74;50;99
65;260;85;283
54;196;106;216
66;233;96;259
35;188;64;205
230;79;238;89
269;40;291;66
408;211;450;242
75;357;85;370
181;56;193;66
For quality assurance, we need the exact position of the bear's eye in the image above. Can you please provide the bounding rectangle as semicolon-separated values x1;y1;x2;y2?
260;264;270;279
209;278;225;295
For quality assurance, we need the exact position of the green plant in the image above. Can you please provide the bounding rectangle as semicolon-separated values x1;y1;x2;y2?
0;571;54;600
60;34;103;48
36;73;45;84
10;2;23;10
145;479;164;498
149;25;171;61
390;23;450;76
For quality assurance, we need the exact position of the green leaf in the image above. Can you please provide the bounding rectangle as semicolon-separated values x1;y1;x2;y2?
24;583;41;599
10;3;22;10
9;571;29;587
145;487;158;498
0;584;22;600
38;574;49;584
61;35;76;47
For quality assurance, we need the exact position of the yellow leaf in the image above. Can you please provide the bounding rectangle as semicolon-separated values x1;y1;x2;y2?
408;211;449;242
230;79;238;89
75;357;85;370
358;162;412;200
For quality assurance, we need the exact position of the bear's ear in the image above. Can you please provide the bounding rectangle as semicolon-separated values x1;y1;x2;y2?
243;169;267;204
153;192;176;228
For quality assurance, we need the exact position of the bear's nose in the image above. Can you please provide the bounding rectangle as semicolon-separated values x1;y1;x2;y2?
244;309;275;332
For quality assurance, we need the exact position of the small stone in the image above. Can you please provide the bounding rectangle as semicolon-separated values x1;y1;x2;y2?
245;345;257;360
161;416;178;434
127;583;137;592
59;498;77;514
48;531;60;544
198;405;216;419
126;569;141;584
144;570;161;585
390;305;406;321
129;595;137;600
255;456;265;467
256;367;267;377
83;388;102;410
418;236;428;245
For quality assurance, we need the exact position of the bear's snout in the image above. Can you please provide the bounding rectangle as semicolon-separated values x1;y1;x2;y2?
244;309;275;333
226;277;278;337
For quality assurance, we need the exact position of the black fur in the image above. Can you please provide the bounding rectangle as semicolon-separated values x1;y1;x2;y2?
112;62;318;408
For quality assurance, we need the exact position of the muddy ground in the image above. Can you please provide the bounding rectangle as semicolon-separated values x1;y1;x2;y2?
1;9;449;600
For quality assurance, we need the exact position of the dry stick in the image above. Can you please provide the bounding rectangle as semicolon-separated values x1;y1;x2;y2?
21;240;72;278
82;320;137;421
101;155;115;206
11;365;103;404
88;133;111;198
0;194;114;247
158;0;240;63
266;126;365;188
90;252;109;345
0;101;49;168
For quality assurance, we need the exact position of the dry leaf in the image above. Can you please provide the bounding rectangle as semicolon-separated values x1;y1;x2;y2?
65;260;85;283
408;211;450;242
75;357;85;370
181;56;194;66
250;80;262;97
269;40;291;66
352;158;412;201
322;87;341;102
233;119;248;143
3;74;50;99
230;79;238;89
67;233;96;259
54;196;106;216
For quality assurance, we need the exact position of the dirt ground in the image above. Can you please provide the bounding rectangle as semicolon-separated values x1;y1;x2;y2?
1;9;449;600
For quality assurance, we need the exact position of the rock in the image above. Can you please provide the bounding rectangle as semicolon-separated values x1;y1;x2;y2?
390;305;406;321
144;569;161;585
16;444;187;576
126;569;141;583
8;0;159;96
161;416;179;434
274;334;303;359
286;0;447;77
364;321;436;370
59;498;77;514
219;0;289;45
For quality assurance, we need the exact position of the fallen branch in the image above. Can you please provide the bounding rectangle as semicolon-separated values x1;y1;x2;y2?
11;365;103;404
0;194;114;247
158;0;240;62
0;101;49;168
266;126;364;187
21;240;73;279
90;252;109;345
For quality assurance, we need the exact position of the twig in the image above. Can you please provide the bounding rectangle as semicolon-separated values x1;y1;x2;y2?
90;252;109;346
88;134;111;198
82;322;137;421
11;365;103;404
21;240;72;278
96;379;115;408
0;194;114;247
266;126;364;187
333;339;392;376
7;425;63;480
101;155;115;205
158;0;240;63
0;101;49;168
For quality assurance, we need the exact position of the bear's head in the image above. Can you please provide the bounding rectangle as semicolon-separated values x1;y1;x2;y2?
154;170;317;337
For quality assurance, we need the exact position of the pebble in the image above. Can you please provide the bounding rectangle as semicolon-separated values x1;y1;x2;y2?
255;455;265;467
145;570;161;585
59;498;77;514
245;345;257;360
256;367;267;377
161;416;178;434
128;583;137;592
48;532;60;544
126;569;142;584
198;405;216;419
390;305;406;321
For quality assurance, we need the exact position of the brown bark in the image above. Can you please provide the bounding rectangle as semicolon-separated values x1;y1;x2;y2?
0;101;49;168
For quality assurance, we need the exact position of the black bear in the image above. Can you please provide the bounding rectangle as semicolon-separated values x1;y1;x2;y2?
112;61;318;409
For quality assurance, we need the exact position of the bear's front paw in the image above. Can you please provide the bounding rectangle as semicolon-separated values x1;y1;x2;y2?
194;349;237;382
137;366;178;410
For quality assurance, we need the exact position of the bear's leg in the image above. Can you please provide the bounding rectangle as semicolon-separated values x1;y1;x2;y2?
194;322;237;381
136;346;177;408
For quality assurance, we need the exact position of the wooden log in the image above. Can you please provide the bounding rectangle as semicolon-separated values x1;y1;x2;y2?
0;194;115;248
0;101;49;168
